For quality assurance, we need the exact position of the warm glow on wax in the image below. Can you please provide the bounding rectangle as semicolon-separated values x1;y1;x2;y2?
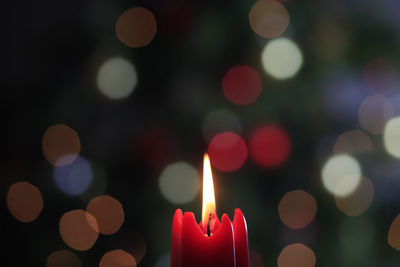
202;153;216;227
171;153;250;266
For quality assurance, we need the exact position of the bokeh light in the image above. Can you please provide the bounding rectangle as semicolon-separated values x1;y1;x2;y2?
97;57;137;99
388;214;400;250
222;65;262;105
154;254;171;267
208;131;248;172
99;250;136;267
47;250;82;267
59;209;99;251
159;162;200;204
4;0;400;265
261;37;303;80
249;250;264;267
202;109;242;142
358;95;394;135
249;125;291;168
333;130;373;155
278;190;317;229
54;156;92;196
383;117;400;158
249;0;290;38
115;7;157;48
277;243;316;267
42;124;80;166
321;154;361;197
7;181;43;223
86;195;124;235
335;176;374;216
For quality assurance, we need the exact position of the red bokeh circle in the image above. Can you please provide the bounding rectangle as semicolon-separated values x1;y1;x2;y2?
208;132;248;172
249;125;291;168
222;65;262;105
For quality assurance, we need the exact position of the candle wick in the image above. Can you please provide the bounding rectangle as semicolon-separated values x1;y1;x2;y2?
207;213;212;236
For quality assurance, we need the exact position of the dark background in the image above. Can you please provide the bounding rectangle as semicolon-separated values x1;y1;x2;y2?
2;0;400;266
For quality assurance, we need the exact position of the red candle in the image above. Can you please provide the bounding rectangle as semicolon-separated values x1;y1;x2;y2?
171;154;250;267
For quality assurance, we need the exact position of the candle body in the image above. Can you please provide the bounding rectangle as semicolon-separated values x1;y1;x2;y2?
171;209;249;267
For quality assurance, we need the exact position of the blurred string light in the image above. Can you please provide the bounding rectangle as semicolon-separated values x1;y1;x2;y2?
115;7;157;48
7;182;43;223
99;250;137;267
249;0;290;38
249;250;264;267
208;131;248;172
159;162;200;204
278;190;317;229
46;250;82;267
333;130;373;155
358;95;394;135
388;214;400;250
222;65;262;105
59;209;99;251
321;154;361;197
335;176;374;216
154;254;171;267
202;109;242;142
363;57;398;95
86;195;125;235
261;37;303;80
383;117;400;158
53;155;93;196
277;243;316;267
42;124;81;166
97;57;138;99
249;125;291;168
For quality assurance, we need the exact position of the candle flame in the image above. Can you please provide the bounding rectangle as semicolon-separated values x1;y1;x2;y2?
202;153;216;228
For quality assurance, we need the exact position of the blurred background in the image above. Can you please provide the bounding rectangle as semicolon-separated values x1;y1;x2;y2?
2;0;400;266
